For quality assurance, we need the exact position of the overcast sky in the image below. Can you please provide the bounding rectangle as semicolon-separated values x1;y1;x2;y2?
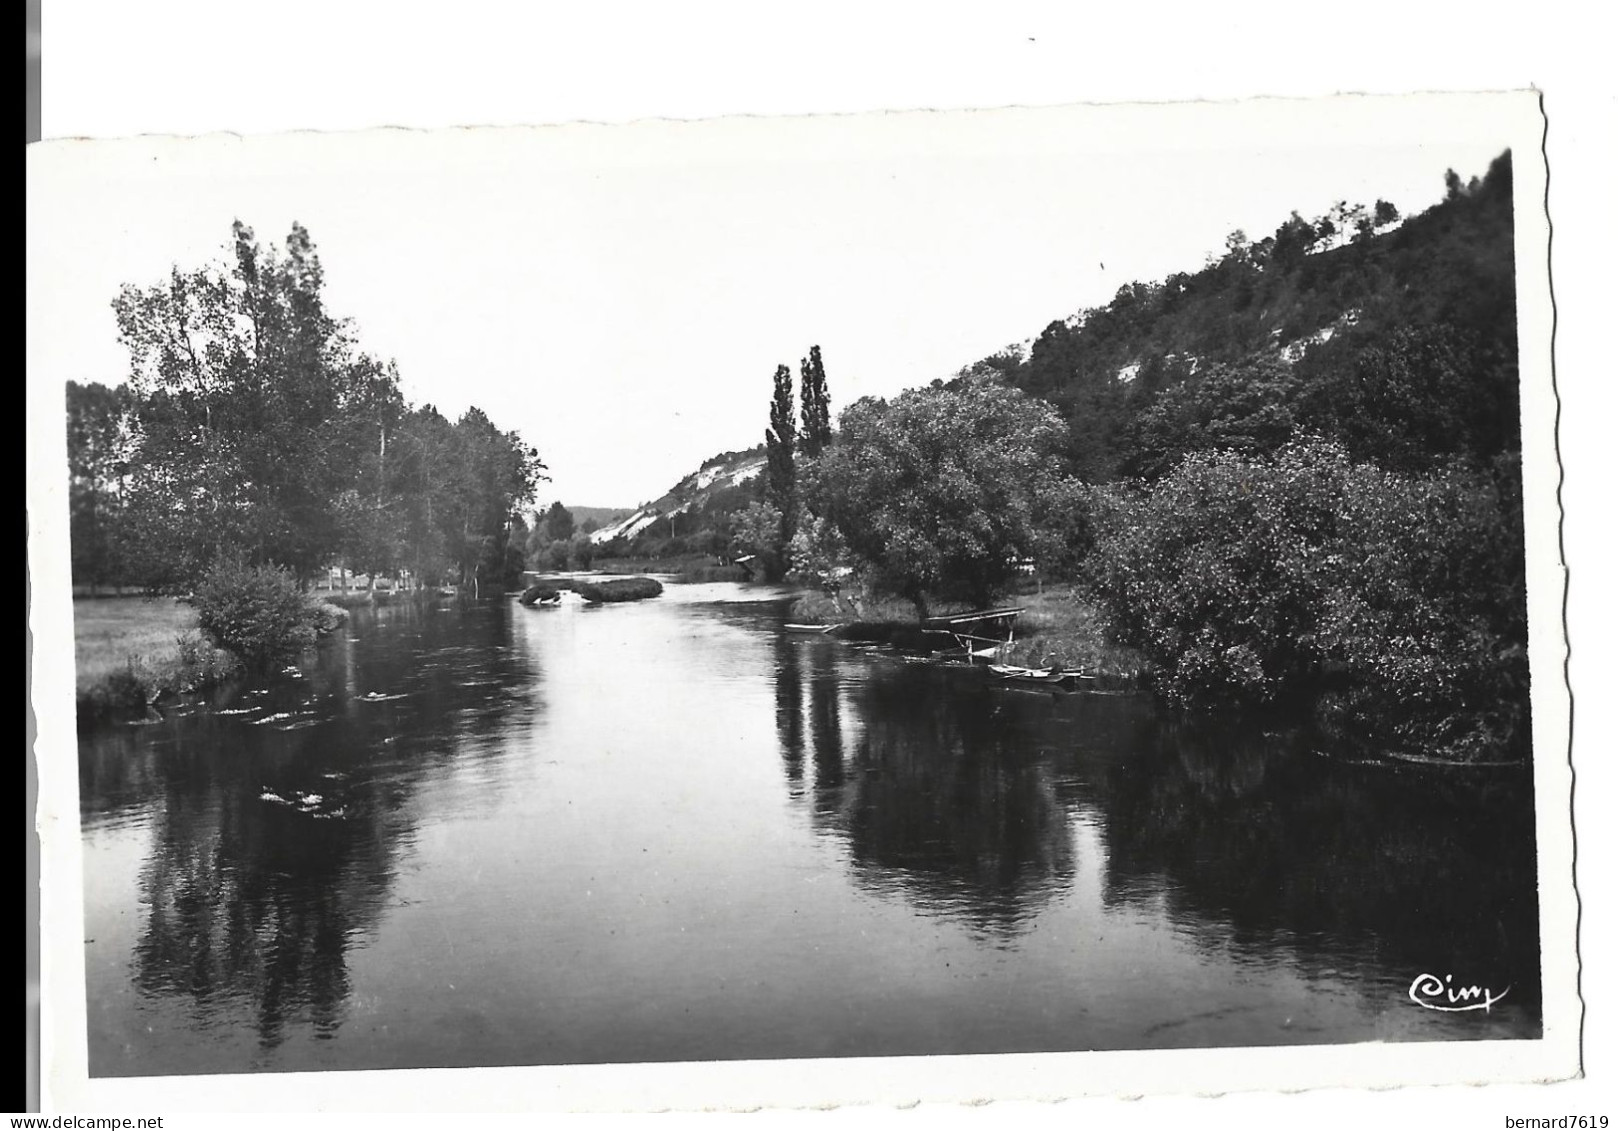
28;94;1522;509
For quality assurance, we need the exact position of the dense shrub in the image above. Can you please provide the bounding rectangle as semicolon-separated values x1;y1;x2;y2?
1087;439;1352;703
1085;437;1527;757
190;561;345;667
809;380;1084;614
172;630;246;690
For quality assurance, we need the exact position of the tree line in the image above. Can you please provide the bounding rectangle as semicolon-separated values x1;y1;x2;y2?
770;152;1528;759
66;222;544;595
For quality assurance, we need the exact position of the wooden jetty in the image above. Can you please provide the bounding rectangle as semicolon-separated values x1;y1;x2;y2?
920;606;1025;662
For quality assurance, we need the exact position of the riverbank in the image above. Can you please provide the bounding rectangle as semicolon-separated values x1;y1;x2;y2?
73;597;242;718
318;587;446;610
594;556;746;583
789;587;1149;684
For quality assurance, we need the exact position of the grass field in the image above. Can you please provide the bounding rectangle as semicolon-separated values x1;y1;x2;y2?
73;597;198;691
71;596;246;717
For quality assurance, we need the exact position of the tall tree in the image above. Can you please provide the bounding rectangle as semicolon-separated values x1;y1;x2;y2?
443;407;546;592
808;380;1082;617
334;358;409;586
799;345;832;460
765;363;798;547
393;405;459;588
112;221;403;585
65;380;133;590
541;501;576;543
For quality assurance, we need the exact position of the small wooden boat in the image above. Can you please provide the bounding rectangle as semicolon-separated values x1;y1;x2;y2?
988;663;1095;689
784;623;836;634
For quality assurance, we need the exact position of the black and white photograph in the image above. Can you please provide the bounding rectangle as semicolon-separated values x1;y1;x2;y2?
28;87;1577;1113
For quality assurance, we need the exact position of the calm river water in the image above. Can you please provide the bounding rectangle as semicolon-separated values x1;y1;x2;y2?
78;583;1542;1076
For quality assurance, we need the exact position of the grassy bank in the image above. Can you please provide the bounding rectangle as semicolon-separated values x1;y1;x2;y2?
321;587;444;610
996;590;1148;681
594;557;746;583
74;586;356;719
73;597;242;718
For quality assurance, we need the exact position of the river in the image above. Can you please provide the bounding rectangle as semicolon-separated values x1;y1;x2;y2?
77;583;1542;1076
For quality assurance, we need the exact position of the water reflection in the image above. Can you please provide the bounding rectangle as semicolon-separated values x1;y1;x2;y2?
1093;715;1542;1024
79;601;539;1062
79;591;1544;1074
773;633;805;796
131;755;403;1049
768;634;1540;1033
774;644;1072;939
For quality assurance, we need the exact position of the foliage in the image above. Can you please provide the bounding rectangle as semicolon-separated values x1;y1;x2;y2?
1120;358;1301;480
189;559;345;668
568;533;596;570
808;380;1083;616
66;380;134;590
1313;453;1528;756
964;152;1517;488
786;513;853;593
87;222;543;593
765;363;798;547
799;345;833;461
731;500;787;581
1084;438;1527;756
540;501;576;543
1293;322;1518;474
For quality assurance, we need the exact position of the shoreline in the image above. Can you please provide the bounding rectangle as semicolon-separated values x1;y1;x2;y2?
72;594;349;722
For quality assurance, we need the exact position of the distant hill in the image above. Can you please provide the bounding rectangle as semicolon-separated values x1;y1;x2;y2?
955;151;1518;482
565;505;634;531
588;153;1517;568
590;445;767;553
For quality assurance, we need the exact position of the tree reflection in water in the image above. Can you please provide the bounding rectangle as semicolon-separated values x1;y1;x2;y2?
772;632;805;798
1093;714;1542;1023
131;750;403;1049
774;644;1073;940
80;601;540;1054
770;639;1540;1027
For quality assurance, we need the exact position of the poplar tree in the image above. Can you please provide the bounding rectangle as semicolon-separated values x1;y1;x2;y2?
765;363;798;549
799;344;832;460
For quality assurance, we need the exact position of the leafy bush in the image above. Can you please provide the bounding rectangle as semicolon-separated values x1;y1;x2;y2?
172;630;245;690
309;600;350;635
190;560;342;667
1085;437;1527;757
808;380;1083;615
1086;439;1353;703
